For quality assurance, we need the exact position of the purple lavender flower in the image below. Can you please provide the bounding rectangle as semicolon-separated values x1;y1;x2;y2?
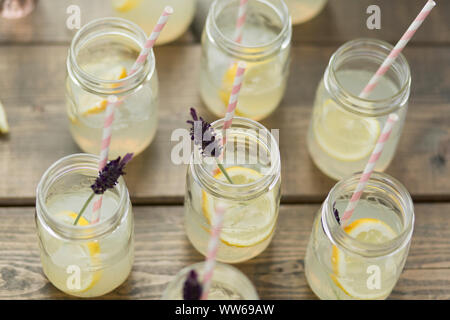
333;202;341;225
187;108;221;158
183;270;203;300
91;153;133;194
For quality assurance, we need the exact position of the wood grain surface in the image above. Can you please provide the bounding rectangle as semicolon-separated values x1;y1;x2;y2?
0;45;449;204
0;204;448;299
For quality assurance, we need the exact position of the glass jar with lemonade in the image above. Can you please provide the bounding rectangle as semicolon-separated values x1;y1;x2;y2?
185;117;281;263
200;0;291;121
307;39;411;180
66;17;159;159
304;172;414;300
35;154;134;297
111;0;197;45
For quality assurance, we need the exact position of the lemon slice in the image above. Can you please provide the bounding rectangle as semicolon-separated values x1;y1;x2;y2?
202;166;277;247
219;62;276;119
331;218;397;299
79;66;127;116
53;211;102;293
314;99;380;161
112;0;142;12
0;100;9;134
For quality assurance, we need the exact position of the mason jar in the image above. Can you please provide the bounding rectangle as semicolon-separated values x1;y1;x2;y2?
185;117;281;263
200;0;291;121
285;0;328;25
35;153;134;297
162;262;259;300
304;172;414;300
66;17;159;159
111;0;197;45
307;39;411;180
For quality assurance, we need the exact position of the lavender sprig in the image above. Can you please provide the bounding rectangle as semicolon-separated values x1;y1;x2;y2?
183;270;203;300
333;202;341;225
73;153;133;225
187;108;233;184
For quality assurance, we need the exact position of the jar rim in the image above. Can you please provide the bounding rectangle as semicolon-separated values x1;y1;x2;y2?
209;0;291;59
322;171;415;257
190;116;281;200
326;38;411;116
36;153;129;240
68;17;155;95
162;262;259;299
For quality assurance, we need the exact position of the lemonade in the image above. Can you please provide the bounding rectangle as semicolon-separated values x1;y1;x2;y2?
36;154;134;297
66;18;159;159
162;262;259;300
185;117;281;263
285;0;327;24
304;172;414;300
307;39;411;180
200;0;291;121
112;0;196;45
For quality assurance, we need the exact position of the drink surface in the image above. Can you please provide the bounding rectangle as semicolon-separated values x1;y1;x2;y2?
285;0;328;24
305;198;406;300
112;0;196;45
67;35;158;158
38;187;133;297
200;0;289;121
307;69;402;180
186;166;279;263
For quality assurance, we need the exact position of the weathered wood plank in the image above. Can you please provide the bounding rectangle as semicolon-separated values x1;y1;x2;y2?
0;203;449;299
0;44;449;204
0;0;195;44
289;0;450;45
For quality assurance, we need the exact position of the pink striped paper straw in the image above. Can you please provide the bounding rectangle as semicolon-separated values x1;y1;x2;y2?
128;6;173;76
234;0;248;43
340;113;399;227
359;0;436;99
222;61;246;145
201;204;226;300
91;95;118;224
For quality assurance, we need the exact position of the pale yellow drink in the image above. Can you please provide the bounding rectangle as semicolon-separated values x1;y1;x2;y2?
307;70;403;180
307;39;410;180
185;117;281;263
200;0;291;121
36;154;134;298
304;172;414;300
162;262;259;300
112;0;196;45
66;18;159;159
285;0;327;24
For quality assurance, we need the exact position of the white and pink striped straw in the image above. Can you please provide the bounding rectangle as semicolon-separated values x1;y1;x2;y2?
222;61;246;146
128;6;173;76
91;95;118;224
340;113;399;227
201;63;246;298
233;0;248;43
201;204;226;300
359;0;436;99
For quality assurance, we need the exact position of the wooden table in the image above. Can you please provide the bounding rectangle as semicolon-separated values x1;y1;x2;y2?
0;0;449;299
